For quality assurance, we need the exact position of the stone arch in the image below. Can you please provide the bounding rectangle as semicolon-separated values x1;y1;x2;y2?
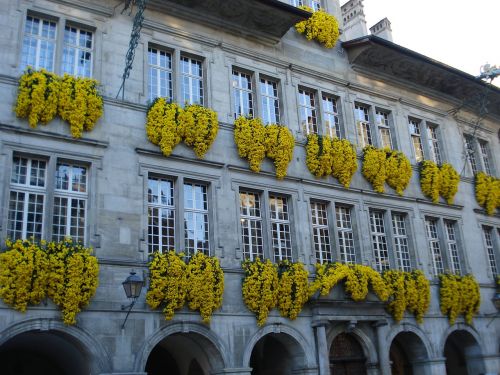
327;325;378;364
134;321;228;373
0;317;112;374
387;323;434;358
441;324;486;375
242;323;316;370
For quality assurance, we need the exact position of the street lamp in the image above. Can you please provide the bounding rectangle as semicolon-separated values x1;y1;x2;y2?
121;270;144;329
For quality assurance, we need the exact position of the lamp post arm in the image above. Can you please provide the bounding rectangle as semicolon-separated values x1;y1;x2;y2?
121;299;136;330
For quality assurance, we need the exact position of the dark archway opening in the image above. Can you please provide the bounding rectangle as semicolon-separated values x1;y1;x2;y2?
329;332;367;375
444;330;485;375
145;332;222;375
389;332;428;375
0;331;89;375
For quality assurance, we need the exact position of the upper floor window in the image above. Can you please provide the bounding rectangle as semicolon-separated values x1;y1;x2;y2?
21;15;57;72
298;88;317;135
374;110;392;149
369;210;390;271
147;175;210;256
483;226;498;276
322;94;341;138
62;25;93;77
355;104;372;147
425;217;463;276
310;201;332;263
260;78;280;124
181;56;204;105
7;154;89;244
21;14;94;77
290;0;321;11
240;191;263;260
148;47;173;102
464;134;494;175
409;117;443;164
270;194;292;262
232;69;254;118
336;205;356;264
409;118;424;162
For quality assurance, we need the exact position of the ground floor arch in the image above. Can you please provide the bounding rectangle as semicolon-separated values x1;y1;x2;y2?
389;331;430;375
248;332;309;375
0;330;91;375
145;331;225;375
329;332;367;375
444;329;486;375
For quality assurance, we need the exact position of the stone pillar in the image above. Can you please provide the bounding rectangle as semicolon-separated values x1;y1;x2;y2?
211;368;252;375
366;362;380;375
312;321;330;375
373;320;390;375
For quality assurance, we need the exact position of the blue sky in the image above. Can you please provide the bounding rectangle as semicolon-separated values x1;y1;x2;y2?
356;0;500;84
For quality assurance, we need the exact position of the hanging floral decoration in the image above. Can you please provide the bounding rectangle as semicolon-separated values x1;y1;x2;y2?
310;263;430;323
475;172;500;216
362;146;412;195
305;134;358;188
242;258;279;326
420;161;460;204
15;68;60;128
185;252;224;323
146;251;224;322
58;74;104;138
0;239;99;325
295;7;340;49
14;68;103;138
146;99;219;159
383;270;430;323
439;274;480;325
234;116;295;179
43;239;99;325
277;261;309;320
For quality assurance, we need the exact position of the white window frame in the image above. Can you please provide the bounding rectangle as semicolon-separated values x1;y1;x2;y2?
355;104;373;147
270;194;292;262
180;55;204;105
375;109;393;149
392;213;411;272
21;14;57;72
147;176;176;254
444;220;461;274
482;226;499;276
148;46;173;102
426;123;442;164
239;190;264;261
232;69;254;119
298;88;318;135
310;201;332;263
369;210;390;271
183;181;210;257
61;24;93;78
409;118;424;163
335;205;356;264
322;94;341;138
260;77;281;125
425;218;444;276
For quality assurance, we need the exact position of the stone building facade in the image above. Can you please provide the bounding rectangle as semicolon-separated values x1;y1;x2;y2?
0;0;499;374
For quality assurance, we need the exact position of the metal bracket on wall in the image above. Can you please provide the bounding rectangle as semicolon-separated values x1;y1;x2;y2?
116;0;148;101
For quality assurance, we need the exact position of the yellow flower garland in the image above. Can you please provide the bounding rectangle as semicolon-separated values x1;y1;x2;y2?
305;134;357;188
439;163;460;204
242;258;279;326
420;161;460;204
15;68;60;128
145;100;219;159
439;274;480;325
362;146;412;195
0;239;49;312
185;252;224;323
475;172;500;215
295;7;340;49
58;74;103;138
234;117;295;179
0;239;99;325
277;261;309;320
15;69;103;138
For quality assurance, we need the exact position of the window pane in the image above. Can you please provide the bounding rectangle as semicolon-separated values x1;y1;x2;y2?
298;89;317;134
148;177;175;253
62;25;93;77
425;219;444;275
260;79;280;124
148;47;173;101
392;213;411;271
21;16;56;72
336;206;355;264
181;56;203;105
233;70;254;118
370;211;389;271
310;201;331;263
184;183;209;256
270;194;292;262
240;191;263;260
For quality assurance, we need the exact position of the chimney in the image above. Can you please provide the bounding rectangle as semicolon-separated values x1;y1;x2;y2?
341;0;367;40
370;18;393;42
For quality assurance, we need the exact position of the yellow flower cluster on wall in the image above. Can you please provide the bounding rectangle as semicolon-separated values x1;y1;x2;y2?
420;161;460;204
439;274;480;325
15;68;103;138
475;172;500;215
242;258;279;326
0;239;99;325
295;7;340;49
234;116;294;179
146;251;224;323
277;261;309;320
310;263;430;323
306;134;358;188
146;98;219;159
362;146;412;195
